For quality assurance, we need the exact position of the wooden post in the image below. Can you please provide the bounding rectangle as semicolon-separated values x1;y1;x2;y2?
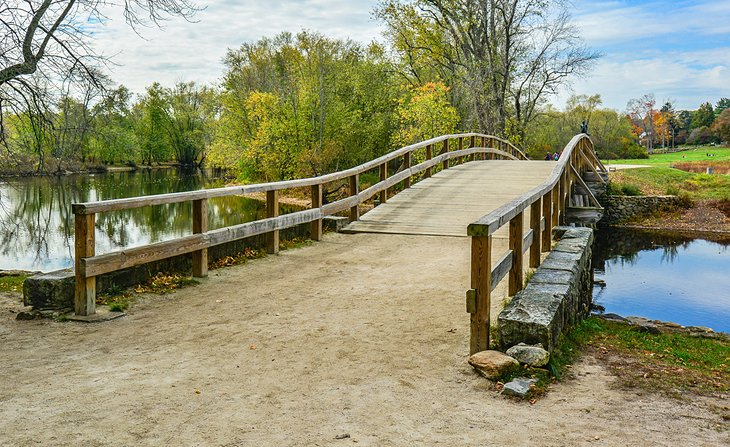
310;184;322;241
74;213;96;316
470;235;492;354
349;174;359;222
442;139;450;170
379;162;388;204
529;199;541;268
458;137;464;164
508;212;524;296
551;185;559;228
266;190;279;254
542;191;552;252
425;144;433;178
470;136;476;162
192;199;208;277
479;136;486;160
403;152;411;188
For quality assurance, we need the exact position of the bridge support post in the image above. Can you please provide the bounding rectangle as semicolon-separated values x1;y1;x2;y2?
266;190;279;254
541;192;552;252
469;136;476;162
74;213;96;316
470;235;492;354
349;174;360;222
379;163;388;204
310;184;322;241
441;139;450;170
425;145;433;177
192;199;208;277
551;185;560;228
529;200;541;268
508;212;524;296
403;153;411;188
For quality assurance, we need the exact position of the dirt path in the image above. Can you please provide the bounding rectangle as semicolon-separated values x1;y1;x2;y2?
1;233;727;446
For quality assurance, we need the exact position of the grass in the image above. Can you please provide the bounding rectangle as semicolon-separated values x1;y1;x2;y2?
610;168;730;200
606;145;730;167
0;274;26;293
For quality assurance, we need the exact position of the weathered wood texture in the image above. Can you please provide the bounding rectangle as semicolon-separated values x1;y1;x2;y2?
74;213;96;316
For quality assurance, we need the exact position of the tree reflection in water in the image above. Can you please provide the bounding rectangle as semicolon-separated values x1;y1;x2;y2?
0;169;272;272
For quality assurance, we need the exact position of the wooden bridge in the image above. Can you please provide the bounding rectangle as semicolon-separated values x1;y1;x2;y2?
72;133;607;353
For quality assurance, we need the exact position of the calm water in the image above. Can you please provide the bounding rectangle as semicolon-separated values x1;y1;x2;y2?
592;228;730;333
0;169;276;272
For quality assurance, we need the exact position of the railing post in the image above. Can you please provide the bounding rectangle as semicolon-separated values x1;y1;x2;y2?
266;190;279;254
442;139;450;170
529;199;541;268
470;235;492;354
470;136;476;162
479;136;486;160
379;162;388;204
541;191;552;252
349;174;360;222
403;152;411;188
552;184;560;228
192;199;208;277
458;137;464;164
425;144;433;178
310;184;323;241
74;213;96;316
508;212;524;296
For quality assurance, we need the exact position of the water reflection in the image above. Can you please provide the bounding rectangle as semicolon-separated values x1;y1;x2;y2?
592;228;730;332
0;169;274;272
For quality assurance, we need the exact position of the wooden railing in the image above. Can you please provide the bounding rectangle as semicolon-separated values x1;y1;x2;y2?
465;133;607;354
72;133;527;316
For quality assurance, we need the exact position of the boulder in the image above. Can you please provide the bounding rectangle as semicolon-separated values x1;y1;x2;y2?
501;378;538;399
506;343;550;367
23;269;75;310
468;350;519;380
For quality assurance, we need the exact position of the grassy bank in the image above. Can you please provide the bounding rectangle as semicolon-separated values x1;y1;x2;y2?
610;167;730;200
606;145;730;167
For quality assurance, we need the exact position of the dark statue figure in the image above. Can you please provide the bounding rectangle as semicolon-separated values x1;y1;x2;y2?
580;120;588;134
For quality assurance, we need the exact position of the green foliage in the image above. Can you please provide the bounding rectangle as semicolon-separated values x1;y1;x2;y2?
606;182;641;196
692;102;715;129
395;82;459;145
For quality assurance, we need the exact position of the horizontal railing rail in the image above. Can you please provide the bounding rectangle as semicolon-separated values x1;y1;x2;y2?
72;133;527;316
465;133;607;354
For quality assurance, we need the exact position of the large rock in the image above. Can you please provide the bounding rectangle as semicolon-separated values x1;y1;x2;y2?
468;350;519;380
23;269;75;310
506;343;550;367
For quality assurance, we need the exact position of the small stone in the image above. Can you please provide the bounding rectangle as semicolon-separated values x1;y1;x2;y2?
633;323;661;335
501;377;538;398
597;313;629;323
468;350;519;380
16;311;37;321
687;326;713;333
506;343;550;367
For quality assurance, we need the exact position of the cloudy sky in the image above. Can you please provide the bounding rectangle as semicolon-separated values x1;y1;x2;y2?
90;0;729;112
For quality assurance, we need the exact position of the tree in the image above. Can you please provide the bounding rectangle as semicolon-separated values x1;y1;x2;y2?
135;83;171;166
692;102;715;129
0;0;199;147
376;0;598;139
712;109;730;143
627;94;656;152
395;82;459;146
715;98;730;117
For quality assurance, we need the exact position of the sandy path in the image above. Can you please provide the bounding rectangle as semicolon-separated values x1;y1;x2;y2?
0;233;726;446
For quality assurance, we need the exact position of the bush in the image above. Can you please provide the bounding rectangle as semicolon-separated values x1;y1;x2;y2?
621;184;641;196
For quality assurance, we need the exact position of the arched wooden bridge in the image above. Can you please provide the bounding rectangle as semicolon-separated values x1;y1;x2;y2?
72;133;607;352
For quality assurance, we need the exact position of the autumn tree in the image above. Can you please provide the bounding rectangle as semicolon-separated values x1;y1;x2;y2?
376;0;598;140
396;82;459;146
627;94;656;152
712;109;730;143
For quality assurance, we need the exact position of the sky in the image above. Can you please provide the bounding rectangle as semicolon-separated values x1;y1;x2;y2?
89;0;730;112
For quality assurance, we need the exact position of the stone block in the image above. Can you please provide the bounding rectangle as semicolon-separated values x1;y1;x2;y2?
23;269;75;310
505;343;550;367
501;378;538;398
468;350;519;380
499;291;564;351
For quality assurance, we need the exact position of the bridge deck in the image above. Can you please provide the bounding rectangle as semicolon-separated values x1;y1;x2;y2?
344;160;556;237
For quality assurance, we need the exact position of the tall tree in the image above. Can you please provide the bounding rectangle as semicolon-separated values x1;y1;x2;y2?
627;94;656;152
692;102;715;129
376;0;598;140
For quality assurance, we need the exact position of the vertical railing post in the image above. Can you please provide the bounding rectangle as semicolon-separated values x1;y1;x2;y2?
470;235;492;354
553;183;561;227
266;190;279;254
442;139;450;170
425;144;433;178
349;174;360;222
74;213;96;316
529;199;541;268
379;162;388;204
192;199;208;277
310;184;323;241
470;135;476;162
542;191;552;252
508;211;524;296
458;137;464;164
403;152;411;188
479;136;486;160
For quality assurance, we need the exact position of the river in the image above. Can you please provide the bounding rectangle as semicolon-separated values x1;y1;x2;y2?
0;169;273;272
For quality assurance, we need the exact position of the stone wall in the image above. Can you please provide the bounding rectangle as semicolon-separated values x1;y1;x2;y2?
601;195;683;225
497;227;593;352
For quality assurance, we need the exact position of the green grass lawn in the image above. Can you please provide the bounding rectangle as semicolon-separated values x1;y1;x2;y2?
605;145;730;167
611;167;730;200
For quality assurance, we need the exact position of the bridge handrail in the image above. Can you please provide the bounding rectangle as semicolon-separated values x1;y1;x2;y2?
71;133;526;316
72;133;526;215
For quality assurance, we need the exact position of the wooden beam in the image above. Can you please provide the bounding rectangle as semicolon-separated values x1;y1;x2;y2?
266;190;279;254
425;144;433;177
192;199;208;277
508;212;524;296
349;174;359;222
470;236;492;355
541;192;552;252
570;165;603;208
470;135;476;162
379;162;388;204
529;199;541;268
74;213;96;316
441;139;450;170
310;184;323;241
403;152;411;188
